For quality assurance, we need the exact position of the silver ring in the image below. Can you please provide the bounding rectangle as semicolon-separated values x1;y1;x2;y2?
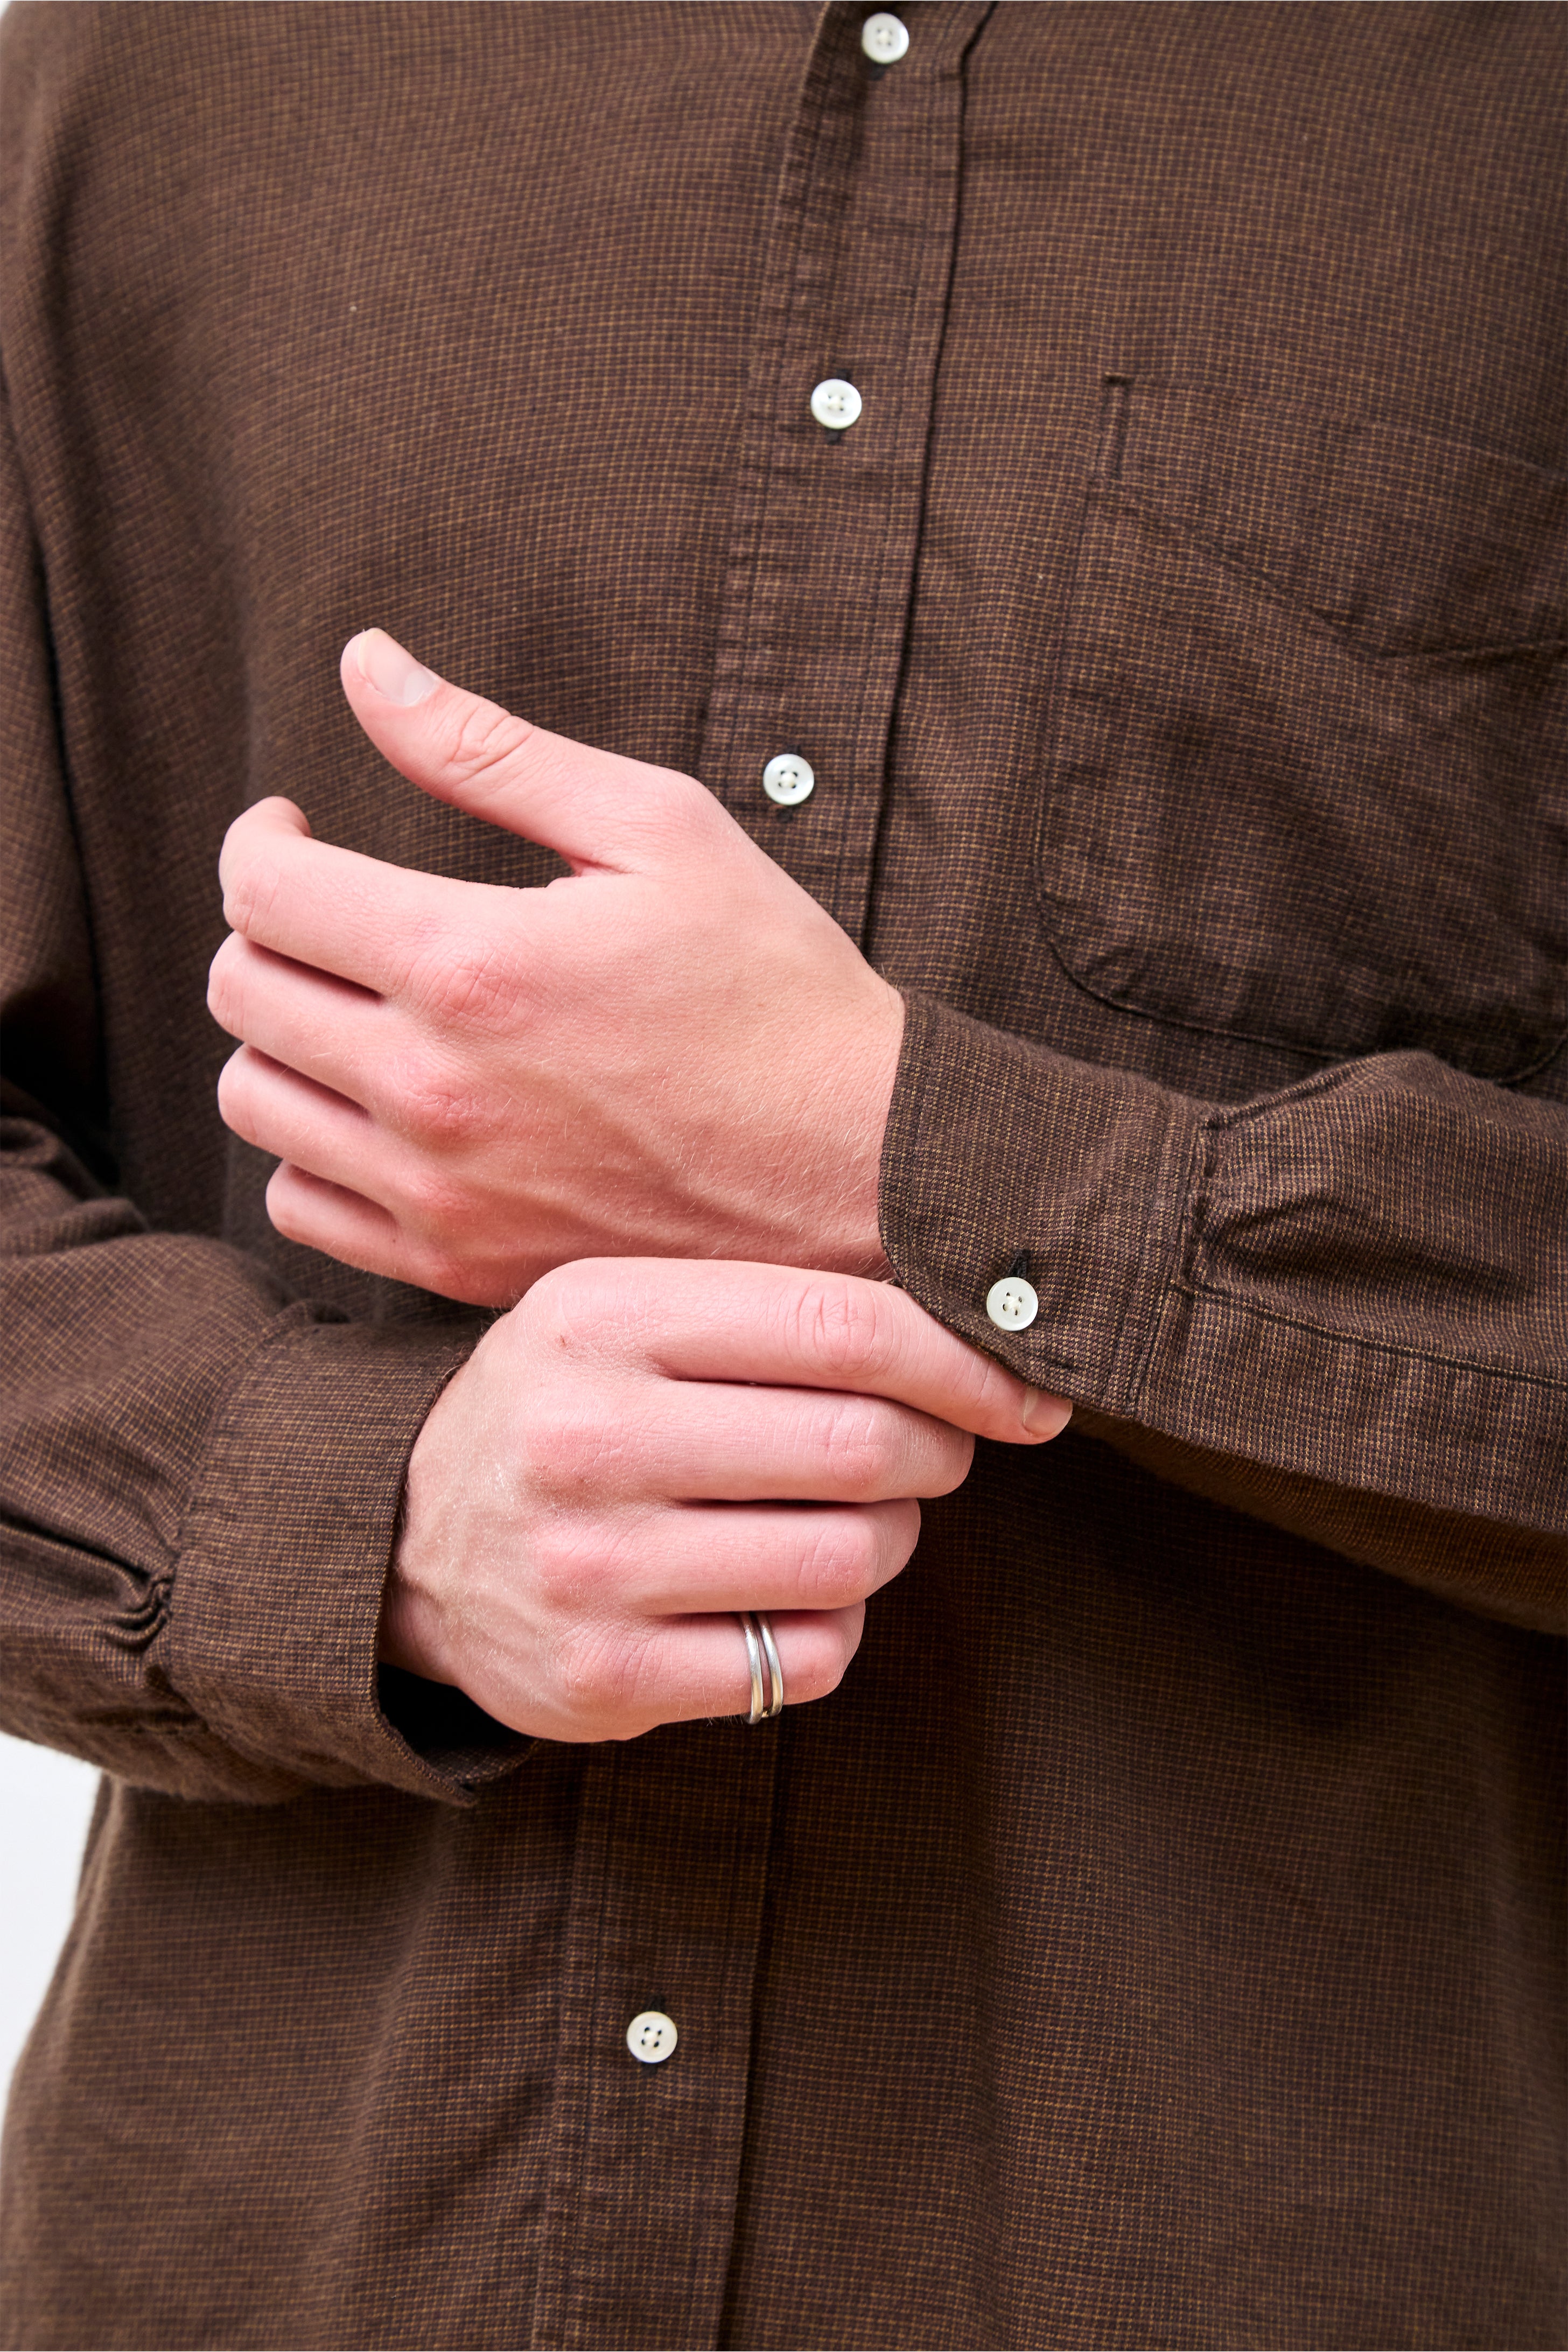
756;1613;783;1720
739;1612;764;1724
737;1612;784;1725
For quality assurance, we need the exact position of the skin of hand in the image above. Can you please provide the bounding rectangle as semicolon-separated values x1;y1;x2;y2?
209;629;910;1307
212;632;1072;1726
384;1258;1070;1739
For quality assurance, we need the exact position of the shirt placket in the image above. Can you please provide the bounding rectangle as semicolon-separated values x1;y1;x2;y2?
699;0;994;948
531;11;986;2347
529;1725;778;2352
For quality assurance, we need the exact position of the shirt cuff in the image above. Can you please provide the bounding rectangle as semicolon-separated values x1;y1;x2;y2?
877;990;1196;1411
168;1311;528;1805
877;992;1567;1621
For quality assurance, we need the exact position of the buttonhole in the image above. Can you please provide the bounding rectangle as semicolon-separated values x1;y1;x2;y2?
1096;376;1131;483
1004;1248;1030;1280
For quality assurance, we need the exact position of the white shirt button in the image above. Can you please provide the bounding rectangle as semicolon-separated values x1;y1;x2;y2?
861;12;910;64
762;752;815;807
809;378;862;432
985;1275;1039;1333
627;2011;678;2064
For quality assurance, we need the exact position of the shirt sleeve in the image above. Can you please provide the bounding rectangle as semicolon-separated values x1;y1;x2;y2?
879;991;1567;1633
0;370;516;1808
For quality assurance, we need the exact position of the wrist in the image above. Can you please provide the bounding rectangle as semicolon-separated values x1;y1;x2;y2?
788;978;902;1278
376;1553;449;1679
376;1374;471;1683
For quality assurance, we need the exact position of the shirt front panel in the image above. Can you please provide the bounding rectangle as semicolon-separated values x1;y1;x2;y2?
0;6;1563;2350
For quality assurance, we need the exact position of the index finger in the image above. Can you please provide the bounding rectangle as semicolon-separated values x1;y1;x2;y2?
530;1259;1072;1446
218;796;493;996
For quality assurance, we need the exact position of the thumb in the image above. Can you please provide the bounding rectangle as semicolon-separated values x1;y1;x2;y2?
340;629;711;873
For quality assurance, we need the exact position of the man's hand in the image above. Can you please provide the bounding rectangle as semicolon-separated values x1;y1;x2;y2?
383;1259;1070;1741
209;630;905;1307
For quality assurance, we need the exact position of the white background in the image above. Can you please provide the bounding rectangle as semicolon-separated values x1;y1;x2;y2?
0;1734;98;2099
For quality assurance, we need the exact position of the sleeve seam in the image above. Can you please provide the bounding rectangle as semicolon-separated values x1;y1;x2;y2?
1122;1112;1204;1416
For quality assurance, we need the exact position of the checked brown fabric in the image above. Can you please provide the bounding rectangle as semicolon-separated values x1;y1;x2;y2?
1;5;1565;2347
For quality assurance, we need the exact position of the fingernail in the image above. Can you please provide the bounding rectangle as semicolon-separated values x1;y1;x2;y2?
354;628;440;706
1021;1388;1073;1439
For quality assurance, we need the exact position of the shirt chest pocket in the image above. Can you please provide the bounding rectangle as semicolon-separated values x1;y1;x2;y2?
1033;384;1567;1081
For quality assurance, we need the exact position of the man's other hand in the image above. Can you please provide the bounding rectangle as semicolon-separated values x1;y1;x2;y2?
382;1260;1071;1741
209;630;906;1306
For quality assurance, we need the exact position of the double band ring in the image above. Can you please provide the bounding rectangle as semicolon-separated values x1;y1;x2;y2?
737;1612;784;1725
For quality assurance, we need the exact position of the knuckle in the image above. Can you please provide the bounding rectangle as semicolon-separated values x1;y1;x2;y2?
965;1347;1031;1434
554;1621;646;1725
263;1163;311;1244
812;1395;899;1496
384;1051;484;1148
783;1273;890;1388
395;1161;469;1240
627;762;712;842
527;1518;602;1614
797;1512;882;1608
514;1269;578;1357
438;701;534;794
215;1050;261;1143
788;1615;860;1705
206;935;244;1028
219;871;253;937
520;1261;629;1362
925;1428;976;1496
414;1242;510;1311
374;1227;445;1294
884;1495;923;1567
220;852;281;940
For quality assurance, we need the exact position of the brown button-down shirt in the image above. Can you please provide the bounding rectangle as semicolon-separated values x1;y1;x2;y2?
1;5;1564;2346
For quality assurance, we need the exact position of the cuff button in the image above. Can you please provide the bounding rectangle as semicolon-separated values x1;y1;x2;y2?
985;1275;1039;1333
